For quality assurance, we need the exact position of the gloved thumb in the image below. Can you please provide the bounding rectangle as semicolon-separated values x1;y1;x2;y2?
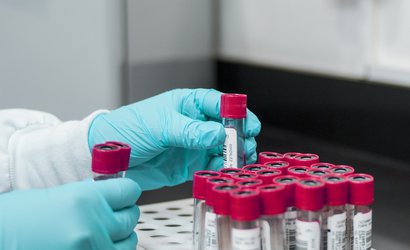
166;113;226;149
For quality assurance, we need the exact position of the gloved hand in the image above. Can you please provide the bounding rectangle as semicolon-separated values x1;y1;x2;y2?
88;88;261;190
0;179;141;250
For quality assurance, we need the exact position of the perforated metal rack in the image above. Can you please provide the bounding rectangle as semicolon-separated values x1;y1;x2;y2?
135;198;375;250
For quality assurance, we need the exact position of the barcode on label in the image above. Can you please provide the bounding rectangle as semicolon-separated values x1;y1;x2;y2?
296;239;308;250
288;229;296;250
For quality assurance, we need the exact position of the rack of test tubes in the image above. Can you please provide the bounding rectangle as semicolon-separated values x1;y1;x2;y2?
136;151;375;250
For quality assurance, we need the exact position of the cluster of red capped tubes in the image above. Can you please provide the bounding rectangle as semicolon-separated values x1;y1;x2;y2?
91;141;131;180
192;151;374;250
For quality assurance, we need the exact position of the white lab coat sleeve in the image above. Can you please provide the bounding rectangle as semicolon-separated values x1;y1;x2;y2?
0;109;108;193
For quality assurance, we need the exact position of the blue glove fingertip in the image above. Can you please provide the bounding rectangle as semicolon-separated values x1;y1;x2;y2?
245;110;262;137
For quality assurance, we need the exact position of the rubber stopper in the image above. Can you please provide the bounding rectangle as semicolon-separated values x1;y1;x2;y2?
236;178;264;189
219;167;244;178
193;170;220;200
105;141;131;171
256;169;282;184
348;173;374;206
295;178;326;211
230;189;260;221
92;144;122;174
273;175;300;207
220;93;247;119
306;169;331;180
293;153;320;166
205;177;234;206
258;184;286;215
322;175;348;206
331;165;355;176
242;164;267;173
231;173;258;182
283;152;302;166
212;184;240;215
264;161;290;175
288;166;309;178
310;162;335;170
258;152;285;164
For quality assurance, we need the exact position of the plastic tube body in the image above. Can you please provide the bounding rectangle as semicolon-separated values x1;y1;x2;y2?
231;219;261;250
216;214;232;250
322;205;347;250
93;172;119;180
204;205;217;250
222;117;245;168
296;210;322;250
194;198;207;250
347;205;372;250
260;214;285;250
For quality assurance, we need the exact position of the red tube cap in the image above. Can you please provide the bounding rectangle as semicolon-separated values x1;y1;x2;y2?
231;173;258;182
205;177;234;206
293;153;320;166
212;184;241;215
264;161;290;175
306;169;331;180
236;178;264;189
258;184;286;215
219;168;244;178
322;175;348;206
310;162;335;171
92;144;121;174
283;152;302;166
273;175;300;207
295;178;325;211
193;170;220;200
331;165;355;176
230;189;260;221
348;173;374;206
220;94;247;119
106;141;131;171
243;164;267;173
288;166;309;178
256;169;282;184
258;152;284;164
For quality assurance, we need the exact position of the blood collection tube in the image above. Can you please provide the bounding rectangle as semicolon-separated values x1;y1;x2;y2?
331;165;355;177
264;160;291;175
293;153;320;167
258;151;285;164
231;173;258;182
92;143;122;180
310;163;336;171
322;175;348;250
284;152;302;165
221;93;247;168
288;166;309;178
236;178;263;189
219;167;244;178
258;184;287;250
347;174;374;250
106;141;131;177
295;179;326;250
242;164;267;173
230;189;261;250
212;184;241;250
256;169;282;184
306;169;331;180
193;171;221;250
204;177;234;250
273;175;300;250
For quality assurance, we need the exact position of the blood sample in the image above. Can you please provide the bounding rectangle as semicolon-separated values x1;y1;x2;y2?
242;164;267;173
331;165;355;177
264;160;290;175
256;169;282;184
219;168;244;178
258;151;285;164
288;166;309;178
92;143;122;180
106;141;131;177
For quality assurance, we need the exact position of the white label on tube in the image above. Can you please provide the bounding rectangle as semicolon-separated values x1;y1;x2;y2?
353;211;372;250
223;128;238;168
296;220;321;250
232;227;260;250
285;210;297;250
327;212;347;250
205;211;217;250
261;220;272;250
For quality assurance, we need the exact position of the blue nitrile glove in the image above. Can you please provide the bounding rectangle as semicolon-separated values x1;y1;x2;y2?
88;88;261;190
0;178;141;250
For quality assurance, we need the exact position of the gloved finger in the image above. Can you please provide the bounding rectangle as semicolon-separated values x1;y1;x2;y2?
109;205;140;242
95;178;141;210
206;155;224;171
114;232;138;250
166;113;225;149
245;110;261;138
244;137;257;164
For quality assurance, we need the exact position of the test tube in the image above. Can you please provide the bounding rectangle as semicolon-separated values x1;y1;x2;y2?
347;174;374;250
322;175;348;250
273;175;300;250
91;143;122;180
236;178;263;189
258;151;285;164
258;184;287;250
306;169;331;180
212;184;241;250
331;165;355;177
193;171;221;250
106;141;131;177
293;153;320;167
204;177;234;250
230;189;261;250
242;164;267;173
288;166;309;178
219;168;244;178
310;163;336;171
231;173;258;182
295;179;326;250
284;152;302;166
264;160;291;175
221;93;247;168
256;169;282;184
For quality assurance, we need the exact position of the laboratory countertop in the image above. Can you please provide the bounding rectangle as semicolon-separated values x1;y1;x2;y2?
138;125;410;250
